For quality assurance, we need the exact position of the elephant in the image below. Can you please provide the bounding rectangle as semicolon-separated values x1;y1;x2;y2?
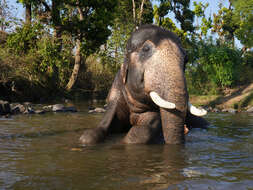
80;25;208;145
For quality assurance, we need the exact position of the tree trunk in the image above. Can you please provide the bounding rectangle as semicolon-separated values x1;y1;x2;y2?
132;0;136;27
66;38;82;91
137;0;146;26
65;4;84;91
25;2;32;24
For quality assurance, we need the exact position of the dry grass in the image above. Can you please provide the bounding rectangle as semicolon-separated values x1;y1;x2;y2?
190;83;253;109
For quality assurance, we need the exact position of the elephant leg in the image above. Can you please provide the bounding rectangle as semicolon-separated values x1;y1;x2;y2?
185;111;209;131
122;112;163;144
80;72;130;145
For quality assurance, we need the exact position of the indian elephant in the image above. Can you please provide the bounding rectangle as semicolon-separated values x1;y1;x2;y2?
80;25;208;145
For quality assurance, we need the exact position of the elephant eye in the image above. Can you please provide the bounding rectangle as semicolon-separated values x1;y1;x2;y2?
139;42;154;62
142;44;150;52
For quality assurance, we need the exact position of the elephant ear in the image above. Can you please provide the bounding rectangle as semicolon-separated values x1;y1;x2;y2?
120;61;128;84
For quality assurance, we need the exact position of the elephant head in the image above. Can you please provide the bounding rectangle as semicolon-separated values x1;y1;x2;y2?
121;25;206;144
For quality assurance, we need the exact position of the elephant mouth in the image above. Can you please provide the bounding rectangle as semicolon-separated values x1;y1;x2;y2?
149;91;207;116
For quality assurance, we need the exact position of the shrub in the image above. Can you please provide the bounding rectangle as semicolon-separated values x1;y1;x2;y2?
186;39;243;95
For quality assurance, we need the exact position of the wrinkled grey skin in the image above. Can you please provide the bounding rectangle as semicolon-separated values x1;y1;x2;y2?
80;25;208;145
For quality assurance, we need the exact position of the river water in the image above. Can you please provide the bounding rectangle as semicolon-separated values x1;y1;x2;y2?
0;101;253;190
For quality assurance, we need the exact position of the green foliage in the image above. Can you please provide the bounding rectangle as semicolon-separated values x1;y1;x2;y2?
76;54;115;95
232;0;253;48
7;23;43;54
193;1;212;37
203;45;241;87
243;51;253;67
96;0;154;80
187;39;243;95
1;0;253;99
153;0;194;33
6;23;74;88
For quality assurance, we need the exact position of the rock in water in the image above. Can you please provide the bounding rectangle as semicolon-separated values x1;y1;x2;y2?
0;100;11;115
52;104;77;112
88;107;106;113
52;104;65;112
246;107;253;113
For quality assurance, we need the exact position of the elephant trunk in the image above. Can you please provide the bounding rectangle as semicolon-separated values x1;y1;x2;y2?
160;67;187;144
145;58;188;144
160;107;186;144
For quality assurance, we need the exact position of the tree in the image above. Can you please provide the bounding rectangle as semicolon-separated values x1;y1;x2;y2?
64;0;118;90
193;1;212;38
232;0;253;48
154;0;194;33
16;0;118;90
212;3;238;47
132;0;153;27
99;0;153;75
18;0;32;24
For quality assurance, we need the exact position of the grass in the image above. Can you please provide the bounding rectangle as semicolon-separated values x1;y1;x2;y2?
235;91;253;109
189;95;220;107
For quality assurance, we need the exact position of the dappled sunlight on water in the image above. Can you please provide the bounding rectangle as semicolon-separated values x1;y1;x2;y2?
0;103;253;190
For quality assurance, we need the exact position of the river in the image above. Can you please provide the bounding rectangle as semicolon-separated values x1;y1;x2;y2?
0;101;253;190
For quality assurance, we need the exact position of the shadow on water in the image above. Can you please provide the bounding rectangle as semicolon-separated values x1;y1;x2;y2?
0;103;253;190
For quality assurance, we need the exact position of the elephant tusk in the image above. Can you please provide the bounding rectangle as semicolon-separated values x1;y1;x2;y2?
150;91;176;109
188;102;207;116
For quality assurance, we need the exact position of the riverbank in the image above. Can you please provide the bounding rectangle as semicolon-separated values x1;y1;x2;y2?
0;78;107;103
1;77;253;113
190;83;253;111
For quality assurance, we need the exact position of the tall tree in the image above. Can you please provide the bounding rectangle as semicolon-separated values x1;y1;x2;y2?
65;2;84;90
100;0;153;71
154;0;194;33
132;0;150;27
212;3;238;47
16;0;118;90
193;1;212;38
64;0;118;90
19;0;32;24
232;0;253;48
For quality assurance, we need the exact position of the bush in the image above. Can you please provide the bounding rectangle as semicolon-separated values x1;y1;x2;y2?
7;23;44;54
186;39;243;95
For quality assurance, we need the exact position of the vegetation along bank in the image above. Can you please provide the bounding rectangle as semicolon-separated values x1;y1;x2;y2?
0;0;252;110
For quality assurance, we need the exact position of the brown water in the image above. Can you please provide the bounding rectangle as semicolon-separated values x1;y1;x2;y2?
0;102;253;190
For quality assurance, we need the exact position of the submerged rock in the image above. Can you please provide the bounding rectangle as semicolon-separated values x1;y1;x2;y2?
11;104;26;114
0;100;11;115
34;110;46;114
246;107;253;113
52;104;77;112
42;105;53;111
63;106;77;112
52;104;65;112
212;108;221;113
1;101;78;115
221;108;237;113
88;107;106;113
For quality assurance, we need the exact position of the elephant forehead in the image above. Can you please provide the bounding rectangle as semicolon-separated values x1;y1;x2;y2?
146;40;184;74
127;25;181;52
155;39;184;63
144;40;185;91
